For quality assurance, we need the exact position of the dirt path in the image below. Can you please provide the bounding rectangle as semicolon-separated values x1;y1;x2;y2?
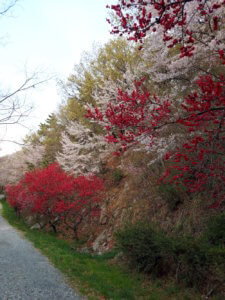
0;203;84;300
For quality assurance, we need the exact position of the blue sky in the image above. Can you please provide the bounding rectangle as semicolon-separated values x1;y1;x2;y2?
0;0;114;156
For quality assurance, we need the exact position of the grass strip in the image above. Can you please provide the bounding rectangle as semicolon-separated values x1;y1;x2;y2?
1;198;202;300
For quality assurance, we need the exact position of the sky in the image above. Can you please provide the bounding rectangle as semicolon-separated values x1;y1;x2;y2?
0;0;114;156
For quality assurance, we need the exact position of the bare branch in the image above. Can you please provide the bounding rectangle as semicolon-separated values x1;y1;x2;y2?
0;139;24;146
0;77;51;104
0;0;18;16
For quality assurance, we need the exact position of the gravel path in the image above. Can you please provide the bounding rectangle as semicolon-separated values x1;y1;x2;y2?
0;202;84;300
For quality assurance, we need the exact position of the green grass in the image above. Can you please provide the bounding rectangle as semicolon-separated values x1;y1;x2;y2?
1;198;203;300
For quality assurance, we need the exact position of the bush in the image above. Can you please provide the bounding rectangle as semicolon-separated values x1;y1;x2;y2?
115;222;174;275
204;213;225;246
5;163;104;238
173;236;211;287
116;221;225;291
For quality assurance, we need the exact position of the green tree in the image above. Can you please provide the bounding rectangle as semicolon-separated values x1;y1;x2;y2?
59;38;142;125
37;113;64;164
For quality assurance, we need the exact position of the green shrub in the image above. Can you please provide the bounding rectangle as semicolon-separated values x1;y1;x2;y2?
115;221;225;291
204;213;225;246
115;222;175;275
173;236;211;287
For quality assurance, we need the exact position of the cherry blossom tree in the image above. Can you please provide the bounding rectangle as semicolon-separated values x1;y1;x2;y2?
0;144;45;185
108;1;224;51
0;151;27;185
85;1;224;156
57;121;111;175
108;1;225;97
86;0;225;206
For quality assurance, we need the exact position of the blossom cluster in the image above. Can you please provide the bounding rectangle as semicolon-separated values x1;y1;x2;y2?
108;0;224;56
85;0;225;206
0;144;45;185
5;163;103;238
57;121;110;175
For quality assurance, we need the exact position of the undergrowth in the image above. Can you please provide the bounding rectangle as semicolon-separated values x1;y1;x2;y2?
116;220;225;298
1;198;204;300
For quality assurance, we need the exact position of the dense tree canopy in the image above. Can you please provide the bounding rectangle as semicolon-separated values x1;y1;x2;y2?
2;1;224;210
87;0;225;207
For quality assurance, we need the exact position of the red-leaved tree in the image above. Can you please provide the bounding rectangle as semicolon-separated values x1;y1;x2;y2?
160;75;225;207
87;0;225;206
52;174;103;239
107;0;225;57
5;163;103;237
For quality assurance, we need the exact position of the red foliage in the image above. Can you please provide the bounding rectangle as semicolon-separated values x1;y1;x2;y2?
160;75;225;206
86;80;171;153
95;0;225;206
107;0;224;57
5;163;104;236
5;182;28;214
59;174;104;239
87;73;225;206
22;163;75;215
